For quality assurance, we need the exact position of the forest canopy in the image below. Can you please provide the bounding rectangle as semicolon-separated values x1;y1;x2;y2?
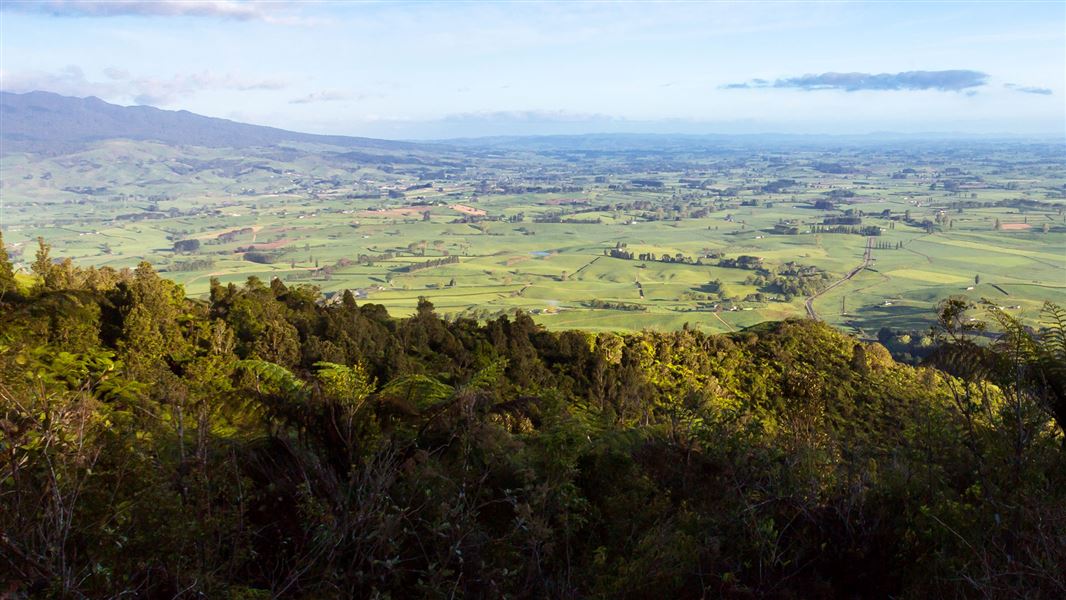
1;239;1064;598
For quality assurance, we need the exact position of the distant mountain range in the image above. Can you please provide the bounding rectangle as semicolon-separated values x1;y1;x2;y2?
2;91;1058;157
0;91;421;154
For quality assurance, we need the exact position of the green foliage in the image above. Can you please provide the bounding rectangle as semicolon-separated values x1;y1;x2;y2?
0;230;15;300
314;360;375;408
1;263;1063;598
30;236;52;292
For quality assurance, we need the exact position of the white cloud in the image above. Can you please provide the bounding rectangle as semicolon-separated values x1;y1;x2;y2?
289;90;351;105
3;1;324;26
723;70;991;92
1004;83;1053;96
1;65;114;98
0;66;289;105
441;110;619;123
103;67;129;80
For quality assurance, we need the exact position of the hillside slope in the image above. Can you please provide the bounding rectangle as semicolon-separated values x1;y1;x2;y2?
0;90;425;153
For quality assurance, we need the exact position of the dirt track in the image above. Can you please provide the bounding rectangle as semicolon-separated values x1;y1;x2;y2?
806;237;873;321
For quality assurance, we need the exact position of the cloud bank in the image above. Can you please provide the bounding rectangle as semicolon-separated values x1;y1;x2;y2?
2;1;318;25
289;90;351;105
1004;83;1053;95
0;65;288;105
724;70;989;92
441;110;619;123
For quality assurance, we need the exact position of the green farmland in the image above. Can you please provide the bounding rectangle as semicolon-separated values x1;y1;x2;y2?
2;137;1064;339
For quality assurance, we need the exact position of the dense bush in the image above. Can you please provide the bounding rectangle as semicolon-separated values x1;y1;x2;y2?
1;245;1063;598
172;239;201;253
243;250;278;264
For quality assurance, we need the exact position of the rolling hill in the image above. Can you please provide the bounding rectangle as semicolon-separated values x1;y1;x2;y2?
0;90;425;154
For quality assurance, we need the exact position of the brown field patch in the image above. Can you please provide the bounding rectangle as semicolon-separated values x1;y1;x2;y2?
244;238;292;250
1000;223;1032;231
192;224;261;241
450;203;487;216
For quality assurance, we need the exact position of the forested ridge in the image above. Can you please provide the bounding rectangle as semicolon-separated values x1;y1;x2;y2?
1;236;1065;598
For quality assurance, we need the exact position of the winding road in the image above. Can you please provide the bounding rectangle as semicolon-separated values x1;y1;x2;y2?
805;237;873;321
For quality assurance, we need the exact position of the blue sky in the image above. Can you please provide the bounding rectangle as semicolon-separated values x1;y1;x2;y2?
2;1;1063;139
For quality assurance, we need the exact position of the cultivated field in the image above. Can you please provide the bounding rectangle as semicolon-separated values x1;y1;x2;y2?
2;137;1063;338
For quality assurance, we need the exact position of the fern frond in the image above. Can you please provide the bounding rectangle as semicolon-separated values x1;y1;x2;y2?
237;359;306;397
1039;302;1066;360
377;374;453;413
464;358;509;392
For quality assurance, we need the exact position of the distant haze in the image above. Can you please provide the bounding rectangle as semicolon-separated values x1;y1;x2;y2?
6;91;1059;159
0;91;421;153
1;1;1064;138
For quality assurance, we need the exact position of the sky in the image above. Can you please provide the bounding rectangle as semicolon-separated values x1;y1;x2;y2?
1;1;1064;139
